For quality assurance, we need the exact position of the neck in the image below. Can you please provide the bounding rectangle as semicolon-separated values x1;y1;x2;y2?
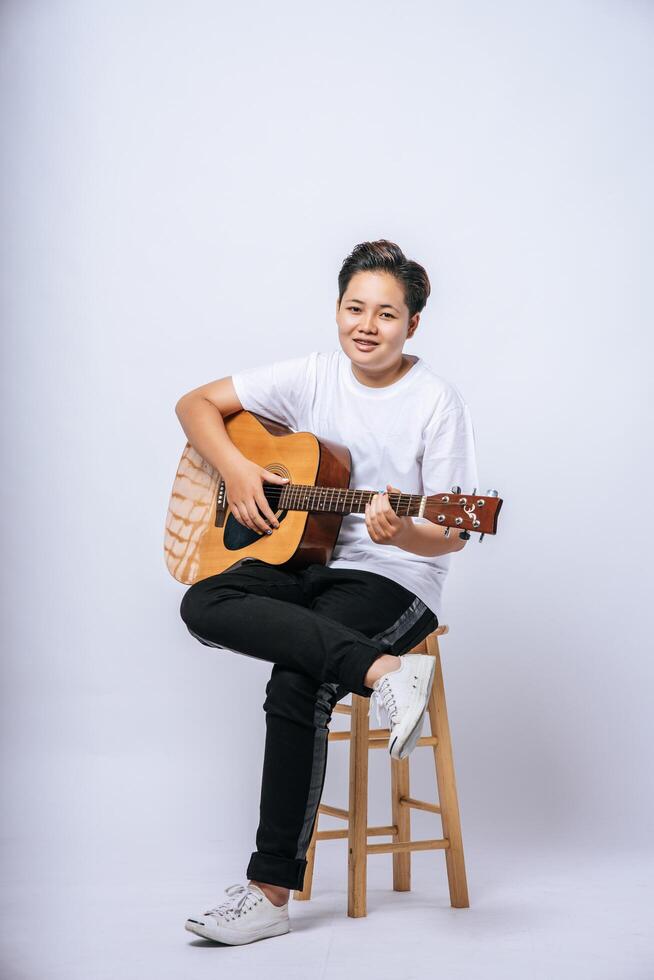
272;484;425;518
351;353;416;389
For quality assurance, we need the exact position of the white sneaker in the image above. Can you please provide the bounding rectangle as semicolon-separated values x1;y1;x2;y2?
369;653;436;760
185;882;290;945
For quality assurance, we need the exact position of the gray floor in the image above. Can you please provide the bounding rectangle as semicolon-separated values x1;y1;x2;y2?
1;839;652;980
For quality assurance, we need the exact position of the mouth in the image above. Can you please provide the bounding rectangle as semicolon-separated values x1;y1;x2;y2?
353;339;378;352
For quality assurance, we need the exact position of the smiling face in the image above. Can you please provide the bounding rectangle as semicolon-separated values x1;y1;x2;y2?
336;270;420;385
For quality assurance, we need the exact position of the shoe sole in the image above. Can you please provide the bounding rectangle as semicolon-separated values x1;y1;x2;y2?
185;917;290;945
389;656;436;761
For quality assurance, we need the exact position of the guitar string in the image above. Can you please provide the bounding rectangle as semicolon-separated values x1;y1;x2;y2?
255;486;472;507
255;485;476;498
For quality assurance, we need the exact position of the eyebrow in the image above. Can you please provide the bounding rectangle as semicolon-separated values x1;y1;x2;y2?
347;298;400;313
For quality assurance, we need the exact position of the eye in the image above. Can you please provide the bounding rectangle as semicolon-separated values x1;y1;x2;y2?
380;312;395;319
348;306;361;313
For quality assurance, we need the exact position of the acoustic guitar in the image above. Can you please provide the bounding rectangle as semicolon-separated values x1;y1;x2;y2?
164;409;503;585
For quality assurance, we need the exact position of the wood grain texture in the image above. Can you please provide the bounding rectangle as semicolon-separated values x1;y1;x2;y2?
163;441;218;584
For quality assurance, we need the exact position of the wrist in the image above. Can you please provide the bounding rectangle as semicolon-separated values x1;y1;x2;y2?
219;447;247;476
394;517;419;551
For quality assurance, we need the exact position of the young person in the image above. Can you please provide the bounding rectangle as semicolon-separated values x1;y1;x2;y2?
175;239;479;945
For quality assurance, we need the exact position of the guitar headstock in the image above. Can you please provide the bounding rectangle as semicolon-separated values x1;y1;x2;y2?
423;487;503;542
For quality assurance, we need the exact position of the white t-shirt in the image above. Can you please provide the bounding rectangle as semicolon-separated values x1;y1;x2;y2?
231;348;479;620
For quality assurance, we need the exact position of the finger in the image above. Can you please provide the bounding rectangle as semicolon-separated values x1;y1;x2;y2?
386;485;401;507
233;503;255;531
245;501;273;534
236;501;263;533
367;503;382;538
382;492;399;523
231;503;245;527
369;500;385;531
379;492;394;521
262;470;289;485
364;502;377;540
256;492;280;529
375;493;395;541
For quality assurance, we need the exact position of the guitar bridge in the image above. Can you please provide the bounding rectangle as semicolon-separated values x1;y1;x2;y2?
215;477;227;528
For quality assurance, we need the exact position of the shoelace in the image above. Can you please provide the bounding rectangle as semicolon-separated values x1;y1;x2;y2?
368;667;421;729
204;883;263;922
369;675;399;729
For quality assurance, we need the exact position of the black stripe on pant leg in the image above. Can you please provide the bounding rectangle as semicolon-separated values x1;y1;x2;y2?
185;626;228;649
294;680;340;861
292;599;438;862
392;608;439;656
370;595;437;653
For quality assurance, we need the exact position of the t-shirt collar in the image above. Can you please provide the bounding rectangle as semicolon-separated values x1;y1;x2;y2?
339;347;423;398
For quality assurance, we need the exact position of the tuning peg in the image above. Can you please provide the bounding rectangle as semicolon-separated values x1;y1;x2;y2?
451;485;461;494
486;489;499;497
471;488;477;495
444;527;451;537
478;532;485;543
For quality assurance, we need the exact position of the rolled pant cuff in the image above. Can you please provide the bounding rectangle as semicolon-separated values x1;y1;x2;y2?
340;640;384;697
246;851;308;891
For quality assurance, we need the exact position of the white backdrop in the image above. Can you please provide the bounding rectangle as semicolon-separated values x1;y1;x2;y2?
2;1;652;977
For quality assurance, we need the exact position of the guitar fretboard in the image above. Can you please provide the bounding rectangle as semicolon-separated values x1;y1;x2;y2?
275;484;425;517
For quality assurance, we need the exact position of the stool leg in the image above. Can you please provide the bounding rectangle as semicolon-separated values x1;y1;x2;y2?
292;817;318;902
390;756;411;891
348;694;369;917
426;632;470;908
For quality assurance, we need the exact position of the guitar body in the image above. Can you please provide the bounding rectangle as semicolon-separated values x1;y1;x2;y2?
164;410;352;584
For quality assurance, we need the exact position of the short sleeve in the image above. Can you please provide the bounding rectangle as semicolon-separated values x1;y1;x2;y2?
231;353;313;431
420;403;480;504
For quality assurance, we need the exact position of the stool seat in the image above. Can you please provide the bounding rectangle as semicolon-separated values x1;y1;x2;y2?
292;624;470;917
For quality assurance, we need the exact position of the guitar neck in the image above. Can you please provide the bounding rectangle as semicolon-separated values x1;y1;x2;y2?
273;484;426;518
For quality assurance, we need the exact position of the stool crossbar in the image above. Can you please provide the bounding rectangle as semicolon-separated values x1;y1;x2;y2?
292;625;470;917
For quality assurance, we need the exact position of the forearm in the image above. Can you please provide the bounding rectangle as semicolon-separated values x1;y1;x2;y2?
396;518;467;557
175;396;245;475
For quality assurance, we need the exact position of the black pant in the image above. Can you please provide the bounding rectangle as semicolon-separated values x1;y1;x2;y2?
179;558;438;891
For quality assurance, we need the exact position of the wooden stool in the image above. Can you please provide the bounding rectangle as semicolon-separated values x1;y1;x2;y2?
292;625;470;917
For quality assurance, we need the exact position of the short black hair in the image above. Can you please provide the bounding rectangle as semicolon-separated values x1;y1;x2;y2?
337;239;431;319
